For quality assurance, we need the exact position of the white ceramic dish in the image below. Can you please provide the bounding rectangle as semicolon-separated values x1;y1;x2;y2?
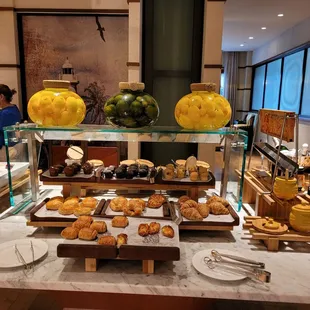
0;239;48;268
192;249;247;281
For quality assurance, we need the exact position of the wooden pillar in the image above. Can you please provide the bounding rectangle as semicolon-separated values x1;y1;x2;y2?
127;0;141;160
198;0;225;170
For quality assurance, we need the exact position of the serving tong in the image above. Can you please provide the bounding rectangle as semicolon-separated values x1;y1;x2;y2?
204;250;271;283
14;241;35;276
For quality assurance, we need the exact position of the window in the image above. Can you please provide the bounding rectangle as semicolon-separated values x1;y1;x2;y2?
251;45;310;117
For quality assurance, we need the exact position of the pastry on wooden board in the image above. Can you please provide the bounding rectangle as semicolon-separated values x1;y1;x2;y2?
80;197;97;209
128;198;146;210
209;202;229;215
196;203;210;218
72;219;91;230
78;228;97;241
61;227;79;240
111;216;129;228
189;171;199;181
147;194;166;208
162;225;174;238
58;203;76;215
138;223;149;236
110;197;128;212
117;233;128;247
163;168;175;180
178;195;191;205
90;221;107;233
64;196;79;203
181;207;203;220
149;222;160;235
78;215;93;224
98;236;116;246
63;200;79;209
46;199;63;211
74;206;92;217
182;200;198;209
207;196;229;207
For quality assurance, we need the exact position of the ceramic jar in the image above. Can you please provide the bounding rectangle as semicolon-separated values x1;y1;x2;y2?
289;204;310;233
27;80;86;126
174;83;232;130
273;176;298;200
103;82;159;128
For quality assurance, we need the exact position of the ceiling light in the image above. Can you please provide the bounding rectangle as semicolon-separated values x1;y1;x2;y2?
249;36;254;40
278;13;284;17
261;27;267;30
240;44;244;47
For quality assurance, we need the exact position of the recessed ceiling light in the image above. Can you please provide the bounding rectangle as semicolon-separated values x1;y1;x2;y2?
249;36;254;40
240;44;244;47
261;27;267;30
278;13;284;17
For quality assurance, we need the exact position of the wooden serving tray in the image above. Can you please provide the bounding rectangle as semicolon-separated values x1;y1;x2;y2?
27;198;174;227
40;170;97;183
171;202;239;231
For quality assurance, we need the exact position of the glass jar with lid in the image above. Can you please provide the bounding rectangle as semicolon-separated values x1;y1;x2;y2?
103;82;159;128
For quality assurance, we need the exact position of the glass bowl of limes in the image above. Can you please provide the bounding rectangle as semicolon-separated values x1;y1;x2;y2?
103;82;159;128
27;80;86;127
174;83;232;130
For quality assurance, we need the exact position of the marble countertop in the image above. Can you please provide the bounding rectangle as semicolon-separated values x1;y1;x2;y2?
1;209;310;304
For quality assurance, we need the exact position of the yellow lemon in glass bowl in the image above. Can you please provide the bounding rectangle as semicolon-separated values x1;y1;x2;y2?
175;83;231;130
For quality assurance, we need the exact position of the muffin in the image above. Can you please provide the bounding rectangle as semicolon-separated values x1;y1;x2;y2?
49;166;59;177
64;165;75;177
115;167;126;179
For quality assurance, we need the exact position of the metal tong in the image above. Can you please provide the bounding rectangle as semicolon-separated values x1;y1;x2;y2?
204;250;271;283
14;241;35;276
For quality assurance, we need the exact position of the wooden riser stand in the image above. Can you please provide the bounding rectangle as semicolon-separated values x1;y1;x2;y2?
243;216;310;251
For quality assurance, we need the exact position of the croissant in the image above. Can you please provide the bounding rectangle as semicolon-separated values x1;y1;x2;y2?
197;203;210;218
209;202;229;215
182;200;198;209
207;196;229;207
181;207;203;220
178;195;190;205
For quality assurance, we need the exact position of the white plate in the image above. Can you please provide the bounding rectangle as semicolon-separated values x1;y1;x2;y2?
0;239;48;268
192;249;247;281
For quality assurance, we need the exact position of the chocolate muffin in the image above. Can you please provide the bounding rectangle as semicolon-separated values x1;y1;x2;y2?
49;166;59;177
71;163;81;174
55;164;65;174
139;164;149;171
115;167;126;179
126;170;135;179
64;165;75;177
82;162;93;175
103;169;113;179
120;164;128;172
128;167;138;177
129;163;139;170
139;169;148;178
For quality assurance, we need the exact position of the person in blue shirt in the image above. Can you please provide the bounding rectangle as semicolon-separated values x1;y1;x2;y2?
0;84;21;149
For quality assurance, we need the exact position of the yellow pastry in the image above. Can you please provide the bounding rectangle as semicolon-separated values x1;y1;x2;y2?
181;207;203;220
78;228;97;241
209;202;229;215
74;207;92;217
190;172;199;181
49;196;64;203
64;196;79;203
110;196;128;212
147;194;166;208
117;233;128;247
61;227;79;240
178;195;191;205
138;223;149;236
72;219;91;230
98;236;116;246
46;199;63;210
149;222;160;235
162;225;174;238
111;216;129;228
196;203;210;218
90;221;107;233
80;197;97;209
207;196;229;207
128;198;146;210
58;203;76;215
78;215;93;224
163;168;175;180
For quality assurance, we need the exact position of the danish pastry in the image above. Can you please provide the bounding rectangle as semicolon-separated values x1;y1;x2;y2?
163;168;175;180
78;215;93;224
78;228;97;241
61;227;79;240
46;199;63;211
72;219;91;230
63;199;79;209
149;222;160;235
50;196;64;203
58;203;76;215
117;233;128;247
128;198;146;210
178;195;191;205
209;202;229;215
90;221;107;233
110;196;128;212
147;194;166;208
181;207;203;220
98;235;116;246
111;216;129;228
74;206;92;217
196;203;210;218
207;196;229;207
80;197;97;209
138;223;149;236
64;196;79;203
176;166;186;178
162;225;174;238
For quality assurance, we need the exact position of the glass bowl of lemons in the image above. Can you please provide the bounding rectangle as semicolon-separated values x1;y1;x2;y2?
27;80;86;127
174;83;231;130
103;82;159;128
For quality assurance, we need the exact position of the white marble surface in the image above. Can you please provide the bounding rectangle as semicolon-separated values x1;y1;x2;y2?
1;207;310;304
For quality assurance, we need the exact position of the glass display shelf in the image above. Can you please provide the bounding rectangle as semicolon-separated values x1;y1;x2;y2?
3;123;247;213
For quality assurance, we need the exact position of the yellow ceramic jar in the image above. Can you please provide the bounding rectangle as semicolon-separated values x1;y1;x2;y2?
174;83;232;130
273;177;298;200
289;204;310;233
27;80;86;127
